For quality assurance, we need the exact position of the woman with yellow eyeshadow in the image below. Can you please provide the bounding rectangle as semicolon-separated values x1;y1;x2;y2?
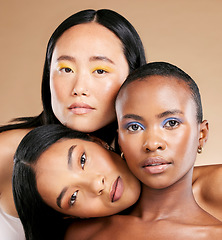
0;9;146;240
0;7;222;240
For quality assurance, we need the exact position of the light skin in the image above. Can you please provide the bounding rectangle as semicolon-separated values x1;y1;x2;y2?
0;20;222;231
50;22;129;132
35;138;140;218
0;21;130;218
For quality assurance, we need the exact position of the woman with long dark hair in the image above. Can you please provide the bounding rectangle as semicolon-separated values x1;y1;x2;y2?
0;9;146;239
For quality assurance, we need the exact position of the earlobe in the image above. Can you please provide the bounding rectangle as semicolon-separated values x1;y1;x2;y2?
198;120;209;149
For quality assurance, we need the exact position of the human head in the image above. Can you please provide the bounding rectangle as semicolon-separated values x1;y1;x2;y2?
116;62;208;189
117;61;203;123
13;124;140;239
41;9;146;134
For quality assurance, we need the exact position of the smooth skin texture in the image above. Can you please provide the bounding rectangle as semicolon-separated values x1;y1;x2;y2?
35;138;140;218
0;21;222;231
0;21;130;219
50;22;129;132
65;76;222;240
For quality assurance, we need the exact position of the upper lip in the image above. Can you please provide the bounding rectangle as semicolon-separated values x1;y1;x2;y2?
110;176;120;202
140;157;172;168
68;102;95;110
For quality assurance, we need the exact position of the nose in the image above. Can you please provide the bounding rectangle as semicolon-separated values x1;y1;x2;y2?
142;128;166;152
71;70;89;96
89;175;105;196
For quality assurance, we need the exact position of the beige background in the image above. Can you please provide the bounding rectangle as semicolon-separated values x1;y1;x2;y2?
0;0;221;166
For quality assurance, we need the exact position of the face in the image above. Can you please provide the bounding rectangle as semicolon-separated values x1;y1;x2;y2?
116;76;208;189
50;22;129;132
35;138;140;218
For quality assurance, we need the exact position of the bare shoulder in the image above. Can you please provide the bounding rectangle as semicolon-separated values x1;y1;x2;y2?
0;128;32;190
0;128;32;160
193;164;222;221
193;164;222;197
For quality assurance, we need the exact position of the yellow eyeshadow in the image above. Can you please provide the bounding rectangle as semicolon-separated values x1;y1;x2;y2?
57;62;74;71
92;66;113;72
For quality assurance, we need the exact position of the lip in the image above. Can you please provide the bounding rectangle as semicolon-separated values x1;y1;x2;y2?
141;157;172;174
110;176;124;202
68;103;95;115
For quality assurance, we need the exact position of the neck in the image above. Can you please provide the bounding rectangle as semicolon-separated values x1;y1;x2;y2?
131;169;203;221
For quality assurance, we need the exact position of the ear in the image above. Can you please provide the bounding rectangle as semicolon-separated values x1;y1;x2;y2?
89;135;114;151
198;120;209;149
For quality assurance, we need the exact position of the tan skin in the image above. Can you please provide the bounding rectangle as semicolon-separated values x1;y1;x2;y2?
0;24;221;230
65;76;222;239
1;130;221;218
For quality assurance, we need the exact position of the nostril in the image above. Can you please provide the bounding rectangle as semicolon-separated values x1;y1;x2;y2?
102;178;105;184
98;189;103;195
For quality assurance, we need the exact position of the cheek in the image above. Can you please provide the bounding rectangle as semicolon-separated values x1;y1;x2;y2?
172;129;198;163
99;81;122;104
119;133;137;159
50;76;69;104
76;199;111;218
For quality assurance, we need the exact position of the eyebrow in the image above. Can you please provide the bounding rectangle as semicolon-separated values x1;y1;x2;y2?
56;187;68;208
56;145;76;208
68;145;76;169
56;55;115;65
122;114;144;121
57;55;75;62
121;110;183;121
89;56;114;65
156;110;183;118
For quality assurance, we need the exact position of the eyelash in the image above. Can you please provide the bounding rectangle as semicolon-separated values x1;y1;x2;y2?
93;69;108;75
80;152;86;170
69;190;78;206
59;67;73;73
125;122;145;132
162;118;182;129
68;152;86;207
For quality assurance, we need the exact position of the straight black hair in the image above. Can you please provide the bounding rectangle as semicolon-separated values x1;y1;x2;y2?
1;9;146;144
13;124;94;240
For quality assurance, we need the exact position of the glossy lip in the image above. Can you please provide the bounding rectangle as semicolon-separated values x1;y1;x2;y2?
141;157;172;174
68;103;95;115
110;176;124;202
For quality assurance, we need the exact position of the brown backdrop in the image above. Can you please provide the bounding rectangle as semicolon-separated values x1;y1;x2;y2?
1;0;222;166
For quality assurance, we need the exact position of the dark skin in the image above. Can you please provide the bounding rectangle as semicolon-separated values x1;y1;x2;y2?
65;76;222;239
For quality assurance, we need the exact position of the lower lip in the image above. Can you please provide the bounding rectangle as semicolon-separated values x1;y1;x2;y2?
143;164;171;174
69;108;94;115
111;177;124;202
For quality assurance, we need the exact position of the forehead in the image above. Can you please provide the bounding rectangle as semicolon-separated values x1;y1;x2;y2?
35;139;80;170
54;22;123;53
117;75;195;114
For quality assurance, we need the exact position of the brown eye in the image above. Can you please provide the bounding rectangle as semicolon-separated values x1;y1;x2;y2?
95;69;106;74
61;67;73;73
80;152;86;169
164;119;181;129
70;190;78;206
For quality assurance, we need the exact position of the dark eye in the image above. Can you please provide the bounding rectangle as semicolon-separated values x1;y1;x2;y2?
61;67;73;73
70;190;78;206
126;122;144;132
95;69;107;74
164;120;180;129
80;153;86;169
